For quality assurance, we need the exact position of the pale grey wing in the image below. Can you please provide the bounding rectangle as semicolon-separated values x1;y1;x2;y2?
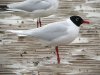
8;0;51;12
31;23;68;41
31;0;51;12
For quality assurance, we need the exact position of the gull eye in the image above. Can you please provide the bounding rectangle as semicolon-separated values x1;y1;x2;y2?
76;18;79;21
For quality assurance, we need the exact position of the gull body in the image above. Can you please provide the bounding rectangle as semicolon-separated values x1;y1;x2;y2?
7;16;90;46
0;0;59;18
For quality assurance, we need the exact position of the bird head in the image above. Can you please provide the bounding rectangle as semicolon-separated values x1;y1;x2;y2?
70;16;90;27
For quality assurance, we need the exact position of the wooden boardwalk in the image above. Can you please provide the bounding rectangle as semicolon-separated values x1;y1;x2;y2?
0;0;100;75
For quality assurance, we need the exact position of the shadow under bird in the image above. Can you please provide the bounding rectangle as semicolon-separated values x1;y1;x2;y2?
6;16;90;64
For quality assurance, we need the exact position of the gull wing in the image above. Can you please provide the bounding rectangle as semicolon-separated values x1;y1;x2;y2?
8;0;51;12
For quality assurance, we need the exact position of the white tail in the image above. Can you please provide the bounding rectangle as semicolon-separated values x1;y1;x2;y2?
6;30;27;36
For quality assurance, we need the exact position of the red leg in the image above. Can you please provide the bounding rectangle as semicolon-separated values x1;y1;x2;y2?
37;18;42;28
55;46;60;64
39;18;42;27
37;19;39;28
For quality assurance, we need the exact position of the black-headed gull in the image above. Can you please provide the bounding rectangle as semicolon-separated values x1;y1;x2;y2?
0;0;59;26
7;16;90;64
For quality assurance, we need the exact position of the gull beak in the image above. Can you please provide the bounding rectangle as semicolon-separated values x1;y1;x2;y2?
83;20;90;24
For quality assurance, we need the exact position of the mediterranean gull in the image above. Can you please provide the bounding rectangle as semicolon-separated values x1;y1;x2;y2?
0;0;59;26
7;16;90;64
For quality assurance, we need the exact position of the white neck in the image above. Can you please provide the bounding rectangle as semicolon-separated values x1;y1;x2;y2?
66;18;79;28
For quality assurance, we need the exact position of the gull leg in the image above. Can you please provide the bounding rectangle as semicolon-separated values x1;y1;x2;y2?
37;18;42;28
55;46;60;64
39;17;42;27
37;18;39;28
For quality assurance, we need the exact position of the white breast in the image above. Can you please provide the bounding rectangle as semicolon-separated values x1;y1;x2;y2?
48;19;80;46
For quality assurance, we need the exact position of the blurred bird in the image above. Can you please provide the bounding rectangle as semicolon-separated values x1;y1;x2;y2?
0;0;59;26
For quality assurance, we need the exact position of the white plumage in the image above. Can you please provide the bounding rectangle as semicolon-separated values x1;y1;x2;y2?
7;18;80;46
3;0;59;18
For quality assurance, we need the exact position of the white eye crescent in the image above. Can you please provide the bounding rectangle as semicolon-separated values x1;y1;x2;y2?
76;18;79;21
